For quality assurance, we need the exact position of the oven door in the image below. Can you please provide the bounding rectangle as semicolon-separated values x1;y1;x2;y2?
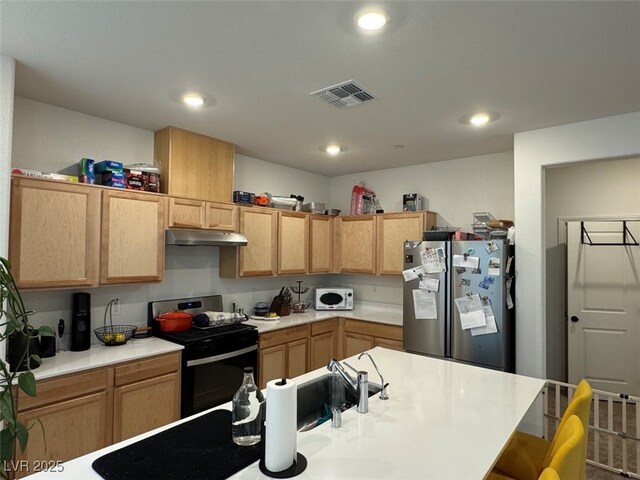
181;345;258;418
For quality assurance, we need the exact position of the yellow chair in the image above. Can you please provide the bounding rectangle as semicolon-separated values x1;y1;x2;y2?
488;416;585;480
492;380;592;480
546;415;585;479
538;468;560;480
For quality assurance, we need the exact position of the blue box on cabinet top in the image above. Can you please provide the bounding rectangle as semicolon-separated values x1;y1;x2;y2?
94;160;123;173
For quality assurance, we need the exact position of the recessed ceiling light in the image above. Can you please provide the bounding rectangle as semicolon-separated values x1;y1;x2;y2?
357;9;388;31
182;94;205;107
469;113;493;127
325;145;342;155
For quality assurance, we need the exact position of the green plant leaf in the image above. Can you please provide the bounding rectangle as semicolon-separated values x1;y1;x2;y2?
15;421;28;452
18;371;36;397
0;257;11;271
0;391;15;424
29;354;42;367
0;428;13;463
3;321;17;336
37;325;55;337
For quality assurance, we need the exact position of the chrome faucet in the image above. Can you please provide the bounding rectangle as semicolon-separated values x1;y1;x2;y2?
358;352;389;400
327;358;357;391
327;358;369;413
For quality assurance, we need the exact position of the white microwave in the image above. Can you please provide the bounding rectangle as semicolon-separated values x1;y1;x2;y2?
315;288;354;310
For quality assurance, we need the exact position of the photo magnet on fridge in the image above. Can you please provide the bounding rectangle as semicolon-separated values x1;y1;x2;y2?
479;276;495;290
485;242;500;254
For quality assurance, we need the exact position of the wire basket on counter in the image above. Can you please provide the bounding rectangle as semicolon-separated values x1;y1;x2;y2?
94;298;137;346
94;324;137;346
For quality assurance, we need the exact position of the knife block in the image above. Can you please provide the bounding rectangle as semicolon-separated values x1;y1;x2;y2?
269;297;290;317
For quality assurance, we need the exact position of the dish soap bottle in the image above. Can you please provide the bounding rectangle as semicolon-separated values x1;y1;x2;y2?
232;367;265;446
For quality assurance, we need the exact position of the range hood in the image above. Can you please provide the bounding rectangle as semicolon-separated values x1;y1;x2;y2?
165;229;248;247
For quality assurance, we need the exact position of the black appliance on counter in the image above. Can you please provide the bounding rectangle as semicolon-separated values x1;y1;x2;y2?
70;292;91;351
148;295;258;419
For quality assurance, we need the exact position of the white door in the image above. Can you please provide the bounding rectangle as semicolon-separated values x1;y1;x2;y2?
567;221;640;396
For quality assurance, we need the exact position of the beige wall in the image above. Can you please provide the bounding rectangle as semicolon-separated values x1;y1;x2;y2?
12;97;154;173
0;55;16;362
544;155;640;381
329;151;514;229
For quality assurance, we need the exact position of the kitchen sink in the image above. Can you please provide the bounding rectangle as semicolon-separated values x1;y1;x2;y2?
296;373;381;432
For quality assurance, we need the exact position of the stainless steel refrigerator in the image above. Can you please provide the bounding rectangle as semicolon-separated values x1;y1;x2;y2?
402;239;515;372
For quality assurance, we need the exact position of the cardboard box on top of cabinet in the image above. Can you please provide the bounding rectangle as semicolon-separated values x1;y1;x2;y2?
122;168;160;192
79;158;96;184
94;160;123;174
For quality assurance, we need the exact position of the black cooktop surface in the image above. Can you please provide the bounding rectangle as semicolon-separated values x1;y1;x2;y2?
155;323;257;346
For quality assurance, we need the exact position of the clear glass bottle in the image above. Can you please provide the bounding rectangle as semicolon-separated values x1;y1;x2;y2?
232;366;264;446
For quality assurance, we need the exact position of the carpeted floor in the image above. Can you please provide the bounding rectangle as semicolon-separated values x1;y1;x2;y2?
546;387;638;479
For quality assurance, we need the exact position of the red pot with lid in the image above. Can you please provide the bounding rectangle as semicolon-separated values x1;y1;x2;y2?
155;311;193;332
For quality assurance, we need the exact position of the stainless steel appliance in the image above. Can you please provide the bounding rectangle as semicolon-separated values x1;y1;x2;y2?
149;295;258;418
315;287;354;310
403;239;515;372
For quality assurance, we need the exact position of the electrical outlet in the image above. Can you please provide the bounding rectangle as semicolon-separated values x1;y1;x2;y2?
249;288;257;300
112;298;121;315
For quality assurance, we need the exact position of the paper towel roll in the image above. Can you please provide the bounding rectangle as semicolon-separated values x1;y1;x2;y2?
265;378;297;473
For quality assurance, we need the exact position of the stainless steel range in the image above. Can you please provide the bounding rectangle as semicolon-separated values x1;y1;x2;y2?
148;295;258;418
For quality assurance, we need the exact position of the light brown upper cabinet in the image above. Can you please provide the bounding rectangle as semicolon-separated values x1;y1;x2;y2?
334;215;377;274
100;189;166;284
154;126;234;203
376;211;437;275
168;197;237;232
277;211;309;275
167;197;206;228
309;215;333;273
9;177;101;289
205;202;237;231
220;207;277;277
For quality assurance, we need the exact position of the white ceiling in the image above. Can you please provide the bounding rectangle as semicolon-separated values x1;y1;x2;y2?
1;1;639;177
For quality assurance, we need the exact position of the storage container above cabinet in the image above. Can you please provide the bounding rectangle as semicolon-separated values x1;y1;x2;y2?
154;127;235;203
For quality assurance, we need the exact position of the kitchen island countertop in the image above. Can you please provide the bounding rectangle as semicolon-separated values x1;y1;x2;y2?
24;347;545;480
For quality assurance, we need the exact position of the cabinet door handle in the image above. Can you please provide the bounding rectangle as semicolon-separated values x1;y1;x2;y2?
570;315;579;323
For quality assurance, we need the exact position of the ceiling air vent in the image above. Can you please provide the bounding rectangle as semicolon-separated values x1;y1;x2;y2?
310;80;376;109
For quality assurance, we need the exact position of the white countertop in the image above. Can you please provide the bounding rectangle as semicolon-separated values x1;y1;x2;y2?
246;301;402;333
25;347;545;480
27;337;183;381
23;302;397;381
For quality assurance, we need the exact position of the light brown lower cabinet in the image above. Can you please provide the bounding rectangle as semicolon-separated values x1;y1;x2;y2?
309;319;339;370
341;318;404;358
14;352;180;476
343;332;376;358
15;391;110;477
258;325;309;388
257;318;400;388
112;353;181;442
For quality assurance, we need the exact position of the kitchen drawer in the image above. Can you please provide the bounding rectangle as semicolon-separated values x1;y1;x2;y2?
114;352;181;387
311;318;337;336
259;325;308;349
18;368;112;411
343;319;402;341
